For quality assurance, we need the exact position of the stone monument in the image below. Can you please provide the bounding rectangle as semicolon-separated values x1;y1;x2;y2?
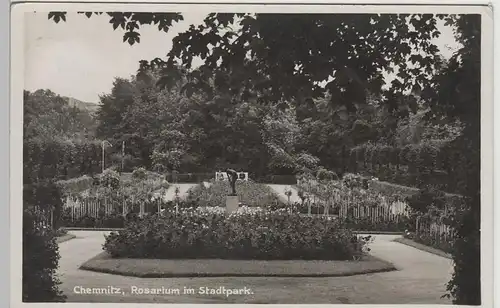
225;168;239;214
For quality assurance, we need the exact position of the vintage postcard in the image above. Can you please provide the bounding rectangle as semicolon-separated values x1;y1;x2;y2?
10;1;494;307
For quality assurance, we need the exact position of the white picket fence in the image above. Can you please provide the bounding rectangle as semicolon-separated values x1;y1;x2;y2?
416;217;453;242
63;196;167;221
296;182;409;221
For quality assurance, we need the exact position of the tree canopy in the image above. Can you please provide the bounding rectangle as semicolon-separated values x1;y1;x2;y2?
47;11;482;304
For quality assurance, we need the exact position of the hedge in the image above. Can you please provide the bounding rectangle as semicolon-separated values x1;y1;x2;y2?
345;141;468;195
252;174;297;185
55;175;94;195
23;139;110;184
23;210;66;302
164;172;213;183
103;209;370;260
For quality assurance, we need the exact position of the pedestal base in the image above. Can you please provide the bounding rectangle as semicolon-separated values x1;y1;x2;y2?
226;195;239;214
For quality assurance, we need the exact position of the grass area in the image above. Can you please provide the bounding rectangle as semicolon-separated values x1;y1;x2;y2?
80;252;396;278
56;233;76;244
393;237;452;259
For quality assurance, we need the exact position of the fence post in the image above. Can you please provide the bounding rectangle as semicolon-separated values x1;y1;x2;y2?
416;216;420;235
50;208;54;230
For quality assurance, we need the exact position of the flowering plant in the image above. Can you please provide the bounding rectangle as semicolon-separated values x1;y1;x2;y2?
103;208;368;260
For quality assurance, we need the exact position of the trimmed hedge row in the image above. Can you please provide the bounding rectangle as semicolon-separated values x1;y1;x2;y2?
103;209;370;260
55;176;94;195
164;172;213;183
345;141;467;194
23;139;110;183
252;174;297;185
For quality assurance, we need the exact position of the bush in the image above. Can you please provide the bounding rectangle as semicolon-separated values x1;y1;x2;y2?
131;167;147;180
407;187;447;213
23;210;66;302
103;209;369;260
342;173;367;189
316;168;338;182
99;169;120;189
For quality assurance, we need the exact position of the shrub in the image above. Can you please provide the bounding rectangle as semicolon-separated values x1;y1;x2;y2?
316;168;338;182
23;210;66;302
342;173;366;189
131;167;147;181
407;187;447;213
103;209;368;260
99;169;120;189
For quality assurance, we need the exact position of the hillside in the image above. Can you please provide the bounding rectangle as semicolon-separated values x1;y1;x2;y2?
63;96;100;113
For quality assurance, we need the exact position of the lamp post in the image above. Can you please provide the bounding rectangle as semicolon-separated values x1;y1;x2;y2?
101;140;112;173
121;140;125;173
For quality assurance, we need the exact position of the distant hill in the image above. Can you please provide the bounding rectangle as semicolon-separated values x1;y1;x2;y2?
62;96;100;114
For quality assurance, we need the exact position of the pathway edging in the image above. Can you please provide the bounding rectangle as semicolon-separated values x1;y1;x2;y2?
393;237;452;259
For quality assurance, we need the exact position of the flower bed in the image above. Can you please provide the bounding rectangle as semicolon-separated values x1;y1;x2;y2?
103;208;371;260
186;180;284;208
343;216;410;232
60;212;126;228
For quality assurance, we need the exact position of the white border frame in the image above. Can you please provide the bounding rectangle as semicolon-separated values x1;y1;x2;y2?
10;2;494;308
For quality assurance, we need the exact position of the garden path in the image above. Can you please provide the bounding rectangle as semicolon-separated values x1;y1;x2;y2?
266;184;302;203
58;231;452;304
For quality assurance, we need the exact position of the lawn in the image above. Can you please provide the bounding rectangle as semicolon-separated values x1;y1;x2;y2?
80;251;396;278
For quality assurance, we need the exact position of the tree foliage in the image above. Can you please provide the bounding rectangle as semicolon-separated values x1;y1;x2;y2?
49;11;482;303
24;90;97;141
421;14;481;305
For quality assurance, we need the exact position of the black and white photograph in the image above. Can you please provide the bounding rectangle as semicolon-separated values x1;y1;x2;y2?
12;3;493;306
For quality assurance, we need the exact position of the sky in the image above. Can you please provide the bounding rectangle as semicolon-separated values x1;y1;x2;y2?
24;12;460;104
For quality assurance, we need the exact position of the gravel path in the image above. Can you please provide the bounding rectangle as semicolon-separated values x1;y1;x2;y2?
266;184;302;203
162;183;198;201
57;232;452;304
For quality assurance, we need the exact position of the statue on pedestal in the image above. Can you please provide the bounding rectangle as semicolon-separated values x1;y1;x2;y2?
226;168;238;196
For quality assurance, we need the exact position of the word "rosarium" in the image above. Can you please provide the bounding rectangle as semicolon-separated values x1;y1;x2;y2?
198;286;253;297
130;286;181;295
